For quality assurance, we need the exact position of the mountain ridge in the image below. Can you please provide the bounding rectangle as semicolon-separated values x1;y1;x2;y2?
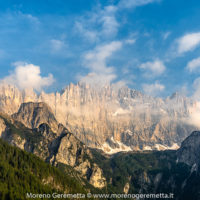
0;83;198;153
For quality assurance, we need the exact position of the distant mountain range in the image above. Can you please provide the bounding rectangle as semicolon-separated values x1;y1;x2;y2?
0;100;200;199
0;83;198;154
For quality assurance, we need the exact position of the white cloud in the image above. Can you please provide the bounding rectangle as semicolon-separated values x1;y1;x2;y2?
177;32;200;54
74;0;161;85
118;0;160;9
74;5;119;42
186;57;200;73
1;63;54;91
74;0;160;43
125;39;136;44
24;13;40;24
74;21;98;43
50;39;65;51
79;41;122;85
16;12;40;26
187;108;200;128
78;72;116;86
187;101;200;128
84;41;122;72
179;84;189;96
163;31;171;40
100;5;119;37
139;59;166;77
142;82;165;96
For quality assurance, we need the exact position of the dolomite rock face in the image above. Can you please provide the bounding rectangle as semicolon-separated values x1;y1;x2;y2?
177;131;200;166
123;182;130;194
0;118;6;137
0;116;26;150
53;127;107;188
12;102;59;133
9;135;26;150
88;164;107;189
74;160;107;189
75;160;91;177
55;132;82;167
0;84;23;114
0;83;198;152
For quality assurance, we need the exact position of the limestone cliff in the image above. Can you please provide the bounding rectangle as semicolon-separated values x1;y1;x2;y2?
177;131;200;167
0;83;197;153
0;117;6;137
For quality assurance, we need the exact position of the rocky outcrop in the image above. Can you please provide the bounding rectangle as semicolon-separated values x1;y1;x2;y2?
54;131;85;167
52;128;107;189
88;164;107;189
177;131;200;166
12;102;59;132
123;182;130;194
0;117;6;137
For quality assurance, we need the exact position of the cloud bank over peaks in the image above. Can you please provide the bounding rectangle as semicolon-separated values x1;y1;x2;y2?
142;81;165;96
1;62;54;91
187;101;200;128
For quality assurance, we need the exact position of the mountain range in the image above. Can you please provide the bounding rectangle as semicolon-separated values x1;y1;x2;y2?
0;83;198;154
0;98;200;199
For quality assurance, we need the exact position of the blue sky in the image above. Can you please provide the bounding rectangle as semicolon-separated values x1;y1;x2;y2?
1;0;200;97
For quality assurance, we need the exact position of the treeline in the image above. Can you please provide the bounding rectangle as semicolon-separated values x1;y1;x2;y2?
0;139;87;200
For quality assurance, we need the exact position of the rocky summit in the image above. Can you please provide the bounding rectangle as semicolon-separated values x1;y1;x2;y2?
12;102;59;133
0;83;198;154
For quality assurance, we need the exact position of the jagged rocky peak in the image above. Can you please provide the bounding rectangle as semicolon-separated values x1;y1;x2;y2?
22;88;38;102
0;84;23;114
169;91;182;99
165;91;193;109
12;102;59;132
177;131;200;166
